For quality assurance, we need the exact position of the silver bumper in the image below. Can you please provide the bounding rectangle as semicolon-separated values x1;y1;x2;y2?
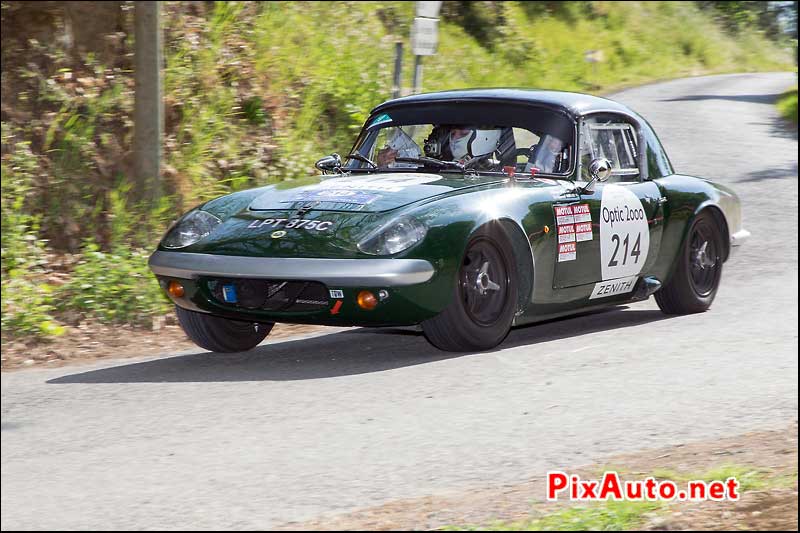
730;228;750;251
148;251;435;287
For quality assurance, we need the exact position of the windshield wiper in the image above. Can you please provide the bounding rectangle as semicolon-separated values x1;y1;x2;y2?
345;153;378;169
394;156;465;172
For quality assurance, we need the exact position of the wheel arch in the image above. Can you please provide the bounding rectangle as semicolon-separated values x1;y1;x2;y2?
692;202;731;263
662;202;730;285
469;218;534;316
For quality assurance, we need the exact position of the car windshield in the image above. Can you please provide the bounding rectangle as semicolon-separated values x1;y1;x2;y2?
346;102;575;175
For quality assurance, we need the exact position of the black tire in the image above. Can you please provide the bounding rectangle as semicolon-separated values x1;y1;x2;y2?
655;211;724;314
175;306;273;353
422;224;518;351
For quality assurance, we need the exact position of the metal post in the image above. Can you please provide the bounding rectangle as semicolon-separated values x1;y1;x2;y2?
412;55;423;94
134;1;163;203
392;41;403;99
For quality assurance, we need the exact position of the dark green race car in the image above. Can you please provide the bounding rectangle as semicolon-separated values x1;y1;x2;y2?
149;89;748;353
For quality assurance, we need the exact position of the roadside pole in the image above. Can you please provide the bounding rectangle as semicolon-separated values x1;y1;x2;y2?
410;1;441;94
412;55;423;95
134;1;163;203
584;49;604;90
392;41;403;99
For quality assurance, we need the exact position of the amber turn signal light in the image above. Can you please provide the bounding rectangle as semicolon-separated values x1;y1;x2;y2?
167;280;185;298
357;290;378;310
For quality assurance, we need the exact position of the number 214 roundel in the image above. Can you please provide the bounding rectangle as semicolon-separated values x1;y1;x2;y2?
599;185;650;280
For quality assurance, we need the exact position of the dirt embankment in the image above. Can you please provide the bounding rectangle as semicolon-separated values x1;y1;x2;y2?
280;422;798;531
1;322;333;370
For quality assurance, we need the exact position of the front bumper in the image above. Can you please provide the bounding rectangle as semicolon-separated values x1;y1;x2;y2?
148;251;435;287
730;228;750;247
729;228;750;255
148;251;447;326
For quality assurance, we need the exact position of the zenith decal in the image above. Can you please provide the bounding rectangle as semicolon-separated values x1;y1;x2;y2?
589;276;638;299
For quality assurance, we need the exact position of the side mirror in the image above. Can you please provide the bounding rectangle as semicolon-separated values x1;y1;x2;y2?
582;157;613;194
315;153;342;174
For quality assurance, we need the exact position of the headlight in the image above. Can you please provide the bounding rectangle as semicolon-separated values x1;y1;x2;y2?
358;216;427;255
161;210;222;249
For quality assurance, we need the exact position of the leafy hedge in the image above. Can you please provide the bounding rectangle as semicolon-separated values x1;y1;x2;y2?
0;1;794;341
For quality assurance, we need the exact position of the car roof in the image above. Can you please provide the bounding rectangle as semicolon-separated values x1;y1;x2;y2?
371;88;638;120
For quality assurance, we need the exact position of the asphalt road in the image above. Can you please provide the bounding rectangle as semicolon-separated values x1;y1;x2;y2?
2;72;797;530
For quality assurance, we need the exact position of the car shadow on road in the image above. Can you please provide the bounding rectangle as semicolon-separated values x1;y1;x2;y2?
48;308;675;384
660;93;785;105
737;161;798;183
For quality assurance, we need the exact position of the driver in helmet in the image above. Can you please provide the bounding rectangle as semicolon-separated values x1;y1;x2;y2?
429;126;502;168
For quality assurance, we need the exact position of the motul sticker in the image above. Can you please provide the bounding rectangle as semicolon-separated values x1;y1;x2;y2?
573;204;592;223
575;221;593;242
558;223;576;243
558;242;577;262
554;205;575;226
589;276;638;299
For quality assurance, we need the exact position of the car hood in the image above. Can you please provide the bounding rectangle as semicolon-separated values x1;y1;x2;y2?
248;172;506;213
176;173;566;259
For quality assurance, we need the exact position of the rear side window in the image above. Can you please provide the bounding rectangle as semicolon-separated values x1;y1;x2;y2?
580;117;639;182
641;120;674;178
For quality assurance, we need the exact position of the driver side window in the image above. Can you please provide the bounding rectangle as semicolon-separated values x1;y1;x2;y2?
580;116;639;182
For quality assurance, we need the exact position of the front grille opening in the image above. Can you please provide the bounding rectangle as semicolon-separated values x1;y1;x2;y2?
205;278;329;312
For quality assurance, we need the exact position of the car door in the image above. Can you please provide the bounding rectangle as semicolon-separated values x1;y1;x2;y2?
553;114;665;297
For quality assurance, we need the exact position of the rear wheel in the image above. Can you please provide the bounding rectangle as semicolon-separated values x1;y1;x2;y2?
422;225;518;351
175;306;273;353
655;211;723;314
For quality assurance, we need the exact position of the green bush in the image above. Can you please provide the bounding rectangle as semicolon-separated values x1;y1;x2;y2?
1;278;65;339
1;125;47;274
1;1;795;342
56;243;171;326
0;125;64;340
777;87;798;124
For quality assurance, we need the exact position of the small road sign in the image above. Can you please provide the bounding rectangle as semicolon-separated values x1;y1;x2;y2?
411;17;439;56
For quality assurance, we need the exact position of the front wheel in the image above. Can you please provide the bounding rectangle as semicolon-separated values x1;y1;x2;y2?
422;225;518;352
175;306;273;353
655;211;724;314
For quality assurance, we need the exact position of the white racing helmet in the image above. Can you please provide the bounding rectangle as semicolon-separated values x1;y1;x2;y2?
470;129;502;157
449;128;502;161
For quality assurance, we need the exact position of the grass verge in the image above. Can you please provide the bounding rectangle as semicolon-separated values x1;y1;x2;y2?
776;87;798;124
451;463;796;531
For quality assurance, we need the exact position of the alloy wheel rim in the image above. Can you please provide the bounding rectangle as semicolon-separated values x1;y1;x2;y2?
460;239;509;326
688;221;720;297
